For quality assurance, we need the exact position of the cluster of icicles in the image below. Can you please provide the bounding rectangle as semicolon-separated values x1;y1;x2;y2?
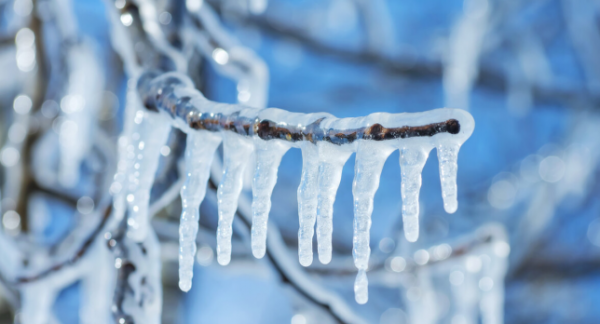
114;71;474;304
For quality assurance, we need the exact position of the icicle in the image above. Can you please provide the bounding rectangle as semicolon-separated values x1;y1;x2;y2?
297;144;319;267
216;132;254;265
352;141;395;304
250;138;290;259
126;109;171;241
400;145;432;242
437;142;461;213
315;143;353;264
179;131;222;291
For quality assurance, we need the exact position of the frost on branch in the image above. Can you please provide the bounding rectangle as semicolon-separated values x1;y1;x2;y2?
115;71;475;304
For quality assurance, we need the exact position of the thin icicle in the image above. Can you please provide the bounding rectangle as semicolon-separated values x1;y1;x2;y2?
352;141;395;304
316;143;353;264
216;132;254;265
400;145;432;242
179;132;222;291
437;142;461;213
251;138;290;258
297;144;319;266
126;110;171;241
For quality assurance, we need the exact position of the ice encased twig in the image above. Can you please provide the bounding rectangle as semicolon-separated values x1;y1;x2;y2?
58;43;105;188
137;72;475;303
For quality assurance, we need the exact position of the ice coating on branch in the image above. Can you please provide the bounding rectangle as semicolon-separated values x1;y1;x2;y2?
58;44;104;188
479;226;510;324
406;267;437;324
136;72;475;302
21;283;59;324
400;145;432;242
405;224;509;323
179;132;221;291
316;143;353;264
188;3;269;109
111;83;141;220
126;109;171;241
217;132;254;265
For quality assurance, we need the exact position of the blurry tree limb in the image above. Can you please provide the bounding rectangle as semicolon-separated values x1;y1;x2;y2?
210;2;600;109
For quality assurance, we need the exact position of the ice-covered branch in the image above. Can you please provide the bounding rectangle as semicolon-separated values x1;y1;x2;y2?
134;70;474;303
15;202;113;284
186;3;269;108
108;215;162;324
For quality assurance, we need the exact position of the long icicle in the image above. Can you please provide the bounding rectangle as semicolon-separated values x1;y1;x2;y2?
316;143;353;264
297;143;320;266
250;138;290;258
352;142;395;304
216;132;254;265
179;132;222;291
